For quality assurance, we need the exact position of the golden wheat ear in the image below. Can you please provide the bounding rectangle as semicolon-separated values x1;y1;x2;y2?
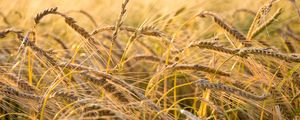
194;79;269;101
167;64;230;76
34;7;58;25
198;11;251;47
189;41;240;55
246;0;277;41
0;28;22;38
250;8;282;39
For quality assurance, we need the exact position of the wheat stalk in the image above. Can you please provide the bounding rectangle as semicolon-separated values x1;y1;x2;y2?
233;9;256;16
180;109;200;120
43;33;72;58
278;29;295;53
123;54;173;65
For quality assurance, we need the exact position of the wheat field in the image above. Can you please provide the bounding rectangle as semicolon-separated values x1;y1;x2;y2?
0;0;300;119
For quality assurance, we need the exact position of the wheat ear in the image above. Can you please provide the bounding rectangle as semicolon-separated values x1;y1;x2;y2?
16;32;58;65
246;0;276;40
0;28;22;38
60;62;162;111
0;67;37;92
189;41;240;55
237;47;300;62
91;25;170;44
65;10;98;27
50;90;80;102
107;0;130;71
34;7;58;25
198;11;251;47
0;82;41;100
250;8;282;39
112;0;129;43
194;79;269;101
167;64;230;76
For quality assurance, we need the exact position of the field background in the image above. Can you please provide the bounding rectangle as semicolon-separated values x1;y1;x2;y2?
0;0;300;120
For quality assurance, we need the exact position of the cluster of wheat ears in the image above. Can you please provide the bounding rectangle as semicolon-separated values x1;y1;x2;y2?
0;0;300;119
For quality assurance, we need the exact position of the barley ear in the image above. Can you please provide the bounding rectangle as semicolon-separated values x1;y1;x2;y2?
34;7;58;25
198;11;251;47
